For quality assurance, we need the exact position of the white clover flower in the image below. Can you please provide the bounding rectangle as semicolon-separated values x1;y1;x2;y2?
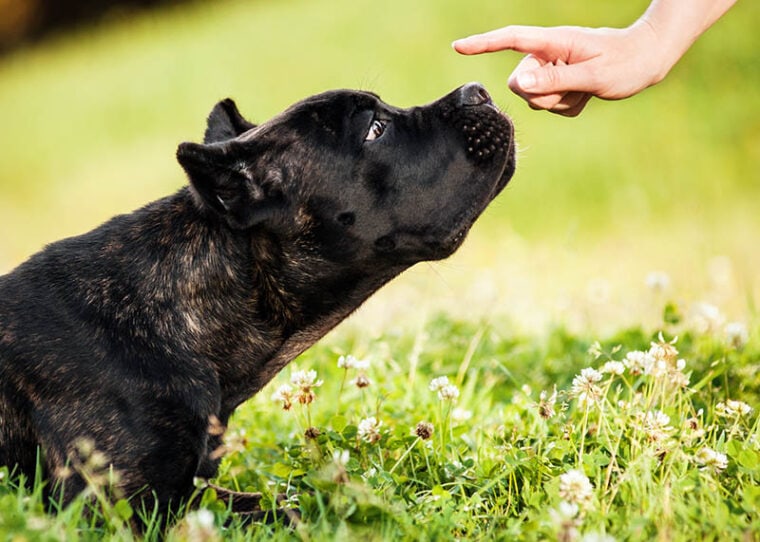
26;516;50;531
291;369;323;389
451;408;473;423
332;449;350;467
414;421;434;440
695;447;728;472
462;500;485;513
429;376;450;392
624;350;654;376
354;359;371;370
429;376;459;401
579;367;603;384
337;355;356;369
549;501;581;541
648;335;679;365
581;532;617;542
646;271;671;293
683;417;706;441
724;322;749;350
350;374;372;388
554;500;580;519
558;469;594;508
570;368;603;408
195;509;215;529
290;369;323;405
271;384;294;411
691;302;725;334
438;384;460;402
337;355;370;370
715;399;753;418
587;341;603;360
537;386;558;420
185;508;218;540
636;410;673;442
337;355;353;369
670;364;690;388
357;417;383;444
630;336;689;387
642;410;671;428
600;361;625;376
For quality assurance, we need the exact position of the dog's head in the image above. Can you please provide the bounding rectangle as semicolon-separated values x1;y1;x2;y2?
177;83;515;268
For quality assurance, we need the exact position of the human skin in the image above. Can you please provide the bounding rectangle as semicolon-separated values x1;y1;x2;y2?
452;0;738;116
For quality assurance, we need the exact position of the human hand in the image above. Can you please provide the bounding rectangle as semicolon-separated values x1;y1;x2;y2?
453;22;673;117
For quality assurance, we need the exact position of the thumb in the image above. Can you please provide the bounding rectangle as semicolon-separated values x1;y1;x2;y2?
511;60;595;95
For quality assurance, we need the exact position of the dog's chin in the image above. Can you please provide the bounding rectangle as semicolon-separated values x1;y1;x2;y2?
424;214;485;261
434;143;516;259
438;224;471;257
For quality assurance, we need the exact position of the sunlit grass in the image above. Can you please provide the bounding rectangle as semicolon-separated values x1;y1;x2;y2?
1;306;758;540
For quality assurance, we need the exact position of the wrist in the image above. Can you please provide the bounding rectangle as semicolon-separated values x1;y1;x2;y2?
625;18;684;87
634;0;737;84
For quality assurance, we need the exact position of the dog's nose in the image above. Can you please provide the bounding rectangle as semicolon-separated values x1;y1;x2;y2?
457;82;492;106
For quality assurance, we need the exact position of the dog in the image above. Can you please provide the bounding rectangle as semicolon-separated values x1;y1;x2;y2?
0;82;515;525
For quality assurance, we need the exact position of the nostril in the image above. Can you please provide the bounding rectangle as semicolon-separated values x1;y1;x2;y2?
459;82;492;106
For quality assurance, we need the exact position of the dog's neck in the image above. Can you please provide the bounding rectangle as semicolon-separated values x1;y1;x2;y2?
117;188;400;416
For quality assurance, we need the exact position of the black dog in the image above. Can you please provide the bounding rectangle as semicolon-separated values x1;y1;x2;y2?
0;83;514;523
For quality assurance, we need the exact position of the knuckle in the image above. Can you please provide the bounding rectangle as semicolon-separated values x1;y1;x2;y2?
541;66;562;88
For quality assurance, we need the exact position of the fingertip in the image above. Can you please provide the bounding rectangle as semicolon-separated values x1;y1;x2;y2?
451;37;478;55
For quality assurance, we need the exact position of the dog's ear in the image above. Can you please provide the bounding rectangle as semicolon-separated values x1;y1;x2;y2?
176;141;285;229
203;99;256;144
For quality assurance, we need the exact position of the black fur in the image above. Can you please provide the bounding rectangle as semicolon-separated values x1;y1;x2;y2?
0;83;515;525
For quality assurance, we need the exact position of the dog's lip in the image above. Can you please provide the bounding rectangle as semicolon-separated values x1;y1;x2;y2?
457;99;514;165
438;133;515;252
437;206;483;252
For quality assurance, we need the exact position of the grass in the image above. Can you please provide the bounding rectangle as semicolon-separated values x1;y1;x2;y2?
1;306;758;540
1;0;759;539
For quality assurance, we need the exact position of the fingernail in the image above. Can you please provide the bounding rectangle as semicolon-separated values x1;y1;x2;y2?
517;72;536;90
451;39;464;50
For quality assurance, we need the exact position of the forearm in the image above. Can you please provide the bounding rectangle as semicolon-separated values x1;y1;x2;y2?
637;0;738;79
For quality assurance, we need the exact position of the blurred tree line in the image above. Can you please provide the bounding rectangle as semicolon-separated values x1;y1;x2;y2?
0;0;188;52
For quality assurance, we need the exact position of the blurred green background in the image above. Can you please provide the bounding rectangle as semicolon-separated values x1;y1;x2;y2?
0;0;758;332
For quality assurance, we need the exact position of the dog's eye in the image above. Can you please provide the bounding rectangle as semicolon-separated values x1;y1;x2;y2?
364;119;387;142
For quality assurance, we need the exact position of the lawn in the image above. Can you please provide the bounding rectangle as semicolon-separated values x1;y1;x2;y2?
0;0;758;540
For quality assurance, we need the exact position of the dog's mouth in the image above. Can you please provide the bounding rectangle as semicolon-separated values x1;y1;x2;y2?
377;83;517;264
436;90;515;255
448;87;515;191
442;143;515;254
459;108;513;166
437;208;486;255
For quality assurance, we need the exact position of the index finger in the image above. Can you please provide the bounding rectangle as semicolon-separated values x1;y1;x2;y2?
453;25;572;59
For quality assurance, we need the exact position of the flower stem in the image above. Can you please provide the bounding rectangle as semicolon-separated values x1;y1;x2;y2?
389;438;420;475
